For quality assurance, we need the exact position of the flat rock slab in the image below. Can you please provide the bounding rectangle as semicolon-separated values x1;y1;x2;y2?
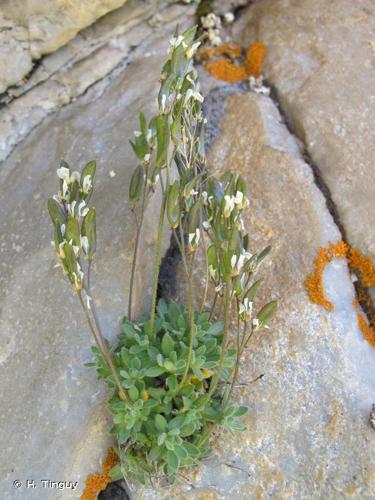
233;0;375;296
0;7;192;499
138;89;375;498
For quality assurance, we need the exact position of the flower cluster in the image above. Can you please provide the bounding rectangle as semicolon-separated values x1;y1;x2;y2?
48;160;97;292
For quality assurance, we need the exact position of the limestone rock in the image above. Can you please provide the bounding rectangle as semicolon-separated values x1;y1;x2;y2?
0;9;191;499
138;90;375;498
28;0;129;59
232;0;375;285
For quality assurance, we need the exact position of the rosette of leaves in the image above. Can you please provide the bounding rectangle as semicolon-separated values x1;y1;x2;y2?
91;300;247;483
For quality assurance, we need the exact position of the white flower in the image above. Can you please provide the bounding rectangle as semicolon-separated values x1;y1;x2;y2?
82;175;92;194
78;200;89;218
207;29;222;46
239;298;253;321
134;130;142;137
60;224;66;237
80;235;89;254
146;129;153;142
189;189;199;197
62;180;69;199
252;318;260;329
71;171;80;182
144;154;151;163
208;264;217;280
109;170;116;178
234;191;243;206
169;35;184;48
188;228;200;249
161;94;167;112
186;41;201;59
67;201;76;216
215;283;223;293
201;13;221;30
185;88;204;104
56;166;70;181
86;294;92;310
223;195;235;217
202;220;211;230
224;12;235;24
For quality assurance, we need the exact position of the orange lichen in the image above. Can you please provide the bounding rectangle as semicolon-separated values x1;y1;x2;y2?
81;448;119;500
204;58;249;83
200;41;267;82
304;246;334;311
357;314;375;347
347;247;375;288
245;42;267;78
305;240;375;347
199;43;243;60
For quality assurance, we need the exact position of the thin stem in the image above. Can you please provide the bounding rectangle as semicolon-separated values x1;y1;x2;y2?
78;291;128;402
201;282;232;405
179;253;196;387
208;291;218;321
224;321;247;407
149;193;167;336
128;176;148;320
199;232;209;314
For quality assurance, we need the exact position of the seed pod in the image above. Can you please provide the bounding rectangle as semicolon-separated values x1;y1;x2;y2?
156;114;169;168
256;300;277;327
129;165;144;204
48;198;66;227
81;208;96;259
166;181;180;229
245;278;263;302
65;215;80;248
188;199;201;234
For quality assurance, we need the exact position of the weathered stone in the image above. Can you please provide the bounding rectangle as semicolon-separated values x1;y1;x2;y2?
0;8;193;499
0;0;185;163
138;90;375;498
232;0;375;290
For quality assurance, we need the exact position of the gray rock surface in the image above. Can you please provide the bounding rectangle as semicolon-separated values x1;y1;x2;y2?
232;0;375;287
0;4;193;499
137;88;375;498
0;0;128;92
0;0;178;163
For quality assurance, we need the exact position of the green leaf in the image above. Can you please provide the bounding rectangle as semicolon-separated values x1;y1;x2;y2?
145;366;165;377
234;406;248;417
161;334;175;357
154;414;167;432
47;198;66;227
148;446;161;461
108;464;122;481
81;160;96;185
81;208;96;258
164;360;175;372
187;199;201;234
156;114;169;168
183;441;200;457
257;245;271;264
129;165;144;204
139;112;148;137
166;450;179;473
166;375;178;393
257;300;277;327
65;215;80;247
129;386;139;401
245;278;263;302
166;181;180;229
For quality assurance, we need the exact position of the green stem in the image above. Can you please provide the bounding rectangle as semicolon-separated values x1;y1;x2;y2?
78;292;128;402
128;177;148;320
149;193;167;336
179;253;195;387
201;282;231;406
224;321;247;408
